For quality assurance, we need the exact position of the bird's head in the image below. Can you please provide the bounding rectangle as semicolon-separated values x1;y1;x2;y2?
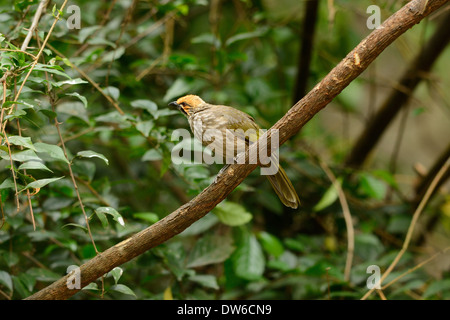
169;94;206;117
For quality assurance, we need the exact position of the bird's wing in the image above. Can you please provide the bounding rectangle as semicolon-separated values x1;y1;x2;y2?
221;108;261;144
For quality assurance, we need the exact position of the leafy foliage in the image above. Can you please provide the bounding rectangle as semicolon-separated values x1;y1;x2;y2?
0;0;449;300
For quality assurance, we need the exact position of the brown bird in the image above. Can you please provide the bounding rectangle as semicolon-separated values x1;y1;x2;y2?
170;94;300;209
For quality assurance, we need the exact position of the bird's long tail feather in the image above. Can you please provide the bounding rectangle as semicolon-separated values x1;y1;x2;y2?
266;165;300;209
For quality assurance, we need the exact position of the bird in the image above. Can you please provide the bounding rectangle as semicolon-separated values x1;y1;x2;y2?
169;94;300;209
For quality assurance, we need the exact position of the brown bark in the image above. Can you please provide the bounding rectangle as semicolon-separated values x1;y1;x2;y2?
26;0;449;300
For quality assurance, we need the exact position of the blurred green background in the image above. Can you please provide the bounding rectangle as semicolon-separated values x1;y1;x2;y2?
0;0;449;299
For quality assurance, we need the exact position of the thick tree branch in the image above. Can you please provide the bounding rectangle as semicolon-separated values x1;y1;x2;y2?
345;10;450;168
26;0;449;300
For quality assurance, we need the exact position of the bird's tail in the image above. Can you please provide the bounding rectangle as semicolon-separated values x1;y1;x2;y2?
266;165;300;209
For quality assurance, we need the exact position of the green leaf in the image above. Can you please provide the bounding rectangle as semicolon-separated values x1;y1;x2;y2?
136;120;154;137
186;233;235;268
102;47;125;62
258;231;284;257
11;276;29;298
76;150;109;165
38;109;57;120
153;108;179;119
225;27;268;46
0;271;13;292
95;111;131;128
95;211;109;228
0;178;17;190
78;25;102;43
65;92;88;108
188;275;219;290
26;268;61;282
23;177;64;190
34;142;69;164
214;201;252;226
132;212;159;224
62;223;88;233
354;233;384;261
131;99;158;115
18;161;53;172
103;86;120;100
424;279;450;298
108;267;123;285
57;101;89;123
56;78;88;87
82;282;99;291
141;149;162;162
232;231;265;280
372;170;398;189
7;135;36;151
313;177;342;211
359;173;387;200
110;284;136;298
163;78;191;102
33;63;71;79
3;109;26;121
95;207;124;226
1;149;40;162
191;33;221;48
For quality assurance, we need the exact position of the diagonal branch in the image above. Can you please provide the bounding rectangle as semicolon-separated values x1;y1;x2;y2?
21;0;50;51
25;0;449;300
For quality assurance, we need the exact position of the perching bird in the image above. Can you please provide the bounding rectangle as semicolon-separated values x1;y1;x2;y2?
169;95;300;209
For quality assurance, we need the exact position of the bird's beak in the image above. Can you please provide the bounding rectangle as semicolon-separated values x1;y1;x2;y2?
169;101;190;116
168;101;180;109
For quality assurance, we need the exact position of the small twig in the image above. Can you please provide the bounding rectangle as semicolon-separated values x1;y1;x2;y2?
361;158;450;300
136;56;164;81
0;49;36;60
382;246;450;290
0;288;11;300
16;119;36;230
39;34;99;253
21;0;50;51
1;123;19;211
22;251;49;269
376;289;387;300
52;105;99;254
75;177;111;207
10;0;69;115
319;160;355;282
58;127;96;145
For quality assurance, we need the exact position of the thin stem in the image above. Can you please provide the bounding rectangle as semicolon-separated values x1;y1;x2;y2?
21;0;50;51
361;158;450;300
52;108;99;254
10;0;69;114
382;246;450;290
319;161;355;282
